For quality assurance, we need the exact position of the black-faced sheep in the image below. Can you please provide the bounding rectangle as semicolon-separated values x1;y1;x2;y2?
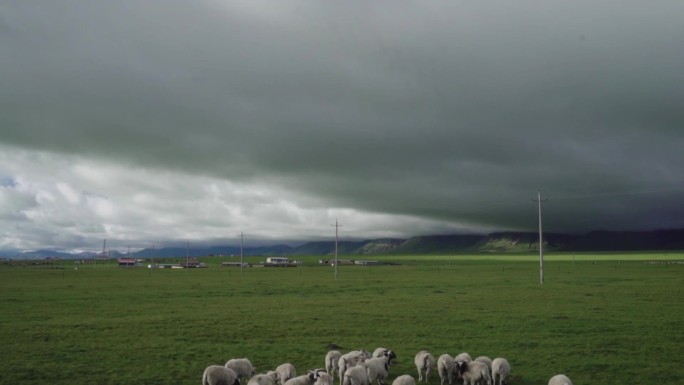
284;372;317;385
325;350;342;381
364;356;390;385
204;365;240;385
391;375;416;385
225;358;256;383
454;361;491;385
313;369;334;385
372;348;397;366
414;350;436;383
437;354;455;385
276;363;297;385
343;364;370;385
490;358;509;385
548;374;572;385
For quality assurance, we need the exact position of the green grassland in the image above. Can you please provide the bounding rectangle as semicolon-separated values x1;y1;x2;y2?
1;253;683;385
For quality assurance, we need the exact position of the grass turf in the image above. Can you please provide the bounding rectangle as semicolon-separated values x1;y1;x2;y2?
1;253;682;385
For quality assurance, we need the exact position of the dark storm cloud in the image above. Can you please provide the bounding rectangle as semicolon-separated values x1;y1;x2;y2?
1;0;684;250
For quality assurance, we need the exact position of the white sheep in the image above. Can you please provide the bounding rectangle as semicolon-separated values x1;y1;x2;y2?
266;372;279;381
473;356;492;379
372;348;397;366
548;374;572;385
414;350;436;383
225;358;256;382
343;364;370;385
364;356;391;385
248;373;278;385
453;353;472;363
275;363;297;385
437;354;455;385
451;352;471;380
338;351;370;385
325;350;342;381
473;357;492;372
284;372;317;385
391;375;416;385
454;361;491;385
204;365;240;385
490;358;509;385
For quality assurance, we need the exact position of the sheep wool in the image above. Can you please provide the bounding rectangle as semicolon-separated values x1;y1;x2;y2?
248;374;277;385
204;365;240;385
548;374;573;385
364;356;391;385
437;354;455;385
454;361;492;385
474;356;492;373
343;365;369;385
325;350;342;380
284;373;317;385
414;350;436;383
391;375;416;385
338;351;369;385
275;363;297;385
314;370;333;385
491;358;510;385
225;359;256;382
453;353;472;363
372;348;397;366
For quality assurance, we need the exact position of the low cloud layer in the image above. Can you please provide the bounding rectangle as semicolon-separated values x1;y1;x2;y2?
1;1;683;251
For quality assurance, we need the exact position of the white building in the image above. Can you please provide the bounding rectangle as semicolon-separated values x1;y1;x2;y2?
266;257;290;264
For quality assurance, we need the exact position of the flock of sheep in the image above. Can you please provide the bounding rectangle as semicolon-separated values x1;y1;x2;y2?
202;347;573;385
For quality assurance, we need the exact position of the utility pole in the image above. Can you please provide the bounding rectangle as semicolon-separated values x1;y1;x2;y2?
99;239;105;267
240;231;244;276
331;218;341;280
186;240;189;271
532;190;548;285
152;243;155;268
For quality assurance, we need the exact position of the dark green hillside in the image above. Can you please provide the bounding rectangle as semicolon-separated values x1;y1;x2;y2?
389;234;482;254
474;232;579;253
354;238;405;254
291;240;367;255
9;229;684;260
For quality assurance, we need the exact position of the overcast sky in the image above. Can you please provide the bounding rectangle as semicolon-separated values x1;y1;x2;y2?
2;1;683;252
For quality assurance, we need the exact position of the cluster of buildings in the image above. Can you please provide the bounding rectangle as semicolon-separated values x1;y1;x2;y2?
114;256;394;268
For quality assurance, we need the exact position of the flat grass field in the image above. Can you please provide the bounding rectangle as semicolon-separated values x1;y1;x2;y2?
1;253;683;385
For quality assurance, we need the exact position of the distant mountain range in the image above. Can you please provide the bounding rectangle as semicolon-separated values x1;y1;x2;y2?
3;229;684;259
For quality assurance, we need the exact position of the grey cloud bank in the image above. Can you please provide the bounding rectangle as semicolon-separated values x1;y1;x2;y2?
1;1;683;251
